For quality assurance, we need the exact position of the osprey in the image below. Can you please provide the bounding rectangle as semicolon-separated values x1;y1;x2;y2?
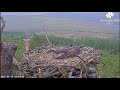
50;46;81;59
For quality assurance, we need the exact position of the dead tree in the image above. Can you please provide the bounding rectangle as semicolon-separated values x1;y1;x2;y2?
1;42;17;77
0;17;18;77
0;16;6;33
0;16;6;76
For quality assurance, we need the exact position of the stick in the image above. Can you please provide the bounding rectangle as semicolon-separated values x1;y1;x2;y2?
43;27;52;47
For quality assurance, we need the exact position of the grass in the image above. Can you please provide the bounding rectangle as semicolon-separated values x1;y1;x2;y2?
1;33;119;77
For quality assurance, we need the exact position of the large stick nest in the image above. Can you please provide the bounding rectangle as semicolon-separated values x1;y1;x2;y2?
18;45;102;78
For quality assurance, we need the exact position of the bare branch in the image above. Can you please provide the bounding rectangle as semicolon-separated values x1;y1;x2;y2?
43;27;52;47
0;17;6;33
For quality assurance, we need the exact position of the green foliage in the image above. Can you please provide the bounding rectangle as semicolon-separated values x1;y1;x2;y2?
49;36;119;54
30;34;48;49
14;41;24;61
2;34;25;61
2;33;119;77
75;37;119;54
97;49;119;77
49;35;73;45
29;34;119;77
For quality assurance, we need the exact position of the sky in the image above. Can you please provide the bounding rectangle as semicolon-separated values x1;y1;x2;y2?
1;12;50;16
1;12;100;16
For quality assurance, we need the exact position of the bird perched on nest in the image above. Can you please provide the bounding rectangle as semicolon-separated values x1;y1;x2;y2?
50;46;81;59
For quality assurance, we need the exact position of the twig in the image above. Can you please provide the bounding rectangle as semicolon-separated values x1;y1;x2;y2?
60;67;68;78
43;27;52;47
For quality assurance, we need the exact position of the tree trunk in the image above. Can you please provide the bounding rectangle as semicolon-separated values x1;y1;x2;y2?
0;42;17;77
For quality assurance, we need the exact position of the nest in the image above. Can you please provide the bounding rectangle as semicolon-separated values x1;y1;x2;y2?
18;45;101;78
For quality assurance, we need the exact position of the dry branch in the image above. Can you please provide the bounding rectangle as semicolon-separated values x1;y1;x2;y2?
43;27;52;47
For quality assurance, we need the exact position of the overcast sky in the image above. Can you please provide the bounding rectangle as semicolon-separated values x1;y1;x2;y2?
1;12;50;16
1;12;102;16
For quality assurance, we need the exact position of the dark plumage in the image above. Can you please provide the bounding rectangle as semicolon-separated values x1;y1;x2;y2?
51;46;80;59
